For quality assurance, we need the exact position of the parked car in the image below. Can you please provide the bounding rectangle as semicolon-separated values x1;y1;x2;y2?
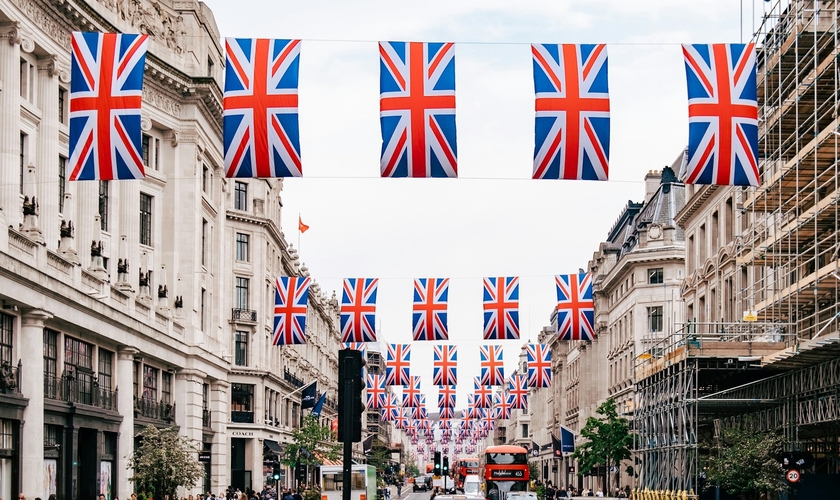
413;475;433;492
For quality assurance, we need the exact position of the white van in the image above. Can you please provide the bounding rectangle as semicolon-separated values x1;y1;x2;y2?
462;475;482;498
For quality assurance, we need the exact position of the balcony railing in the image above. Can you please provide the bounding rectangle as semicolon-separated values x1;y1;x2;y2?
202;408;211;428
283;367;304;388
231;308;258;322
0;361;21;395
44;374;117;411
325;396;338;411
231;410;254;423
134;396;175;422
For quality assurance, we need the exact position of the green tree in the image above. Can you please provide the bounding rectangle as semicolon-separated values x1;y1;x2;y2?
128;425;205;500
366;437;393;472
406;462;420;478
572;398;632;493
703;428;785;500
529;461;540;481
281;415;341;469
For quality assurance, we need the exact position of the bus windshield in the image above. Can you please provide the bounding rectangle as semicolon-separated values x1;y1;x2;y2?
486;453;528;465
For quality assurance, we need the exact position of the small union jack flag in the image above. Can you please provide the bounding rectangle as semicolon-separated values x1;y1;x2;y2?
413;278;450;341
508;375;529;410
433;345;458;386
466;395;481;419
438;385;457;408
340;278;379;342
526;343;552;388
532;43;610;181
411;404;428;420
555;273;596;341
224;38;302;178
381;393;400;421
479;345;505;386
272;276;311;345
344;342;367;357
681;43;759;186
439;407;455;419
483;277;521;340
473;378;493;408
494;391;511;419
366;373;385;409
386;343;411;386
69;32;149;181
403;376;422;408
379;41;458;178
394;410;408;430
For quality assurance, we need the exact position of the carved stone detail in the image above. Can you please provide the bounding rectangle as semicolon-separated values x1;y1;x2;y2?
143;86;182;118
140;117;152;132
107;0;187;54
163;130;179;147
0;22;22;45
9;0;73;48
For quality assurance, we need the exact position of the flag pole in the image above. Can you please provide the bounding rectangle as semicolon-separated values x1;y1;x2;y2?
297;212;301;256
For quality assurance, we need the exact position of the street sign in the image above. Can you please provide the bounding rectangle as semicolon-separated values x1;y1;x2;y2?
198;451;211;463
785;469;801;483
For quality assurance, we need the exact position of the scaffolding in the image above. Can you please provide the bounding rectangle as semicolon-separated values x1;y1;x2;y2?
634;1;840;495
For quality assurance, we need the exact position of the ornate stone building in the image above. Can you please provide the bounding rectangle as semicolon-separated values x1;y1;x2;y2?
0;1;342;498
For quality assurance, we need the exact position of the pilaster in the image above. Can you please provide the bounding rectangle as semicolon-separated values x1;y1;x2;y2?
0;23;23;229
36;54;66;249
116;346;138;498
20;308;53;498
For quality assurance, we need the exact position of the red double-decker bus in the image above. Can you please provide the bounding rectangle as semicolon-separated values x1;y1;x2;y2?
482;445;529;500
454;456;480;490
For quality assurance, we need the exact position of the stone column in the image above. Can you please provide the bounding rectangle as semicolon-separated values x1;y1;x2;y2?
20;308;53;498
120;182;140;289
0;24;24;229
36;54;66;250
116;347;138;498
210;380;229;493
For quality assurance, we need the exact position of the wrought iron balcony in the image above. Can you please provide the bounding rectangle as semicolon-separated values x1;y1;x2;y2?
231;308;258;322
202;408;212;428
283;367;304;388
325;396;338;411
44;373;117;411
231;410;254;423
134;396;175;422
0;360;21;395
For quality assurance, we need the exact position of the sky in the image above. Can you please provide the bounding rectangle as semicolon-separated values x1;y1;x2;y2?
203;0;772;411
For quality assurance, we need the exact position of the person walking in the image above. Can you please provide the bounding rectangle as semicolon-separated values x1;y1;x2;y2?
396;482;402;498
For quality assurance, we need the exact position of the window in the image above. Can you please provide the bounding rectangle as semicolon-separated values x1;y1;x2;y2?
19;133;26;194
162;372;172;405
0;313;11;365
0;419;12;450
44;424;60;448
202;164;210;193
200;288;207;332
208;56;214;77
235;233;250;262
142;365;158;400
231;383;254;411
133;362;139;398
44;329;57;378
235;331;248;366
64;336;94;404
98;348;113;390
522;423;529;438
140;193;153;246
234;181;248;211
58;156;66;213
648;306;663;333
235;277;250;310
142;134;151;167
99;181;109;231
203;383;210;409
648;268;664;285
142;134;160;171
201;219;208;266
58;87;67;124
20;58;34;103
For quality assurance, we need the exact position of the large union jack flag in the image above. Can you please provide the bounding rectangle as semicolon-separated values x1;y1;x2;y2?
403;376;422;408
474;378;493;408
438;385;457;408
272;276;311;345
483;277;521;340
433;345;458;386
413;278;450;341
681;43;759;186
366;373;385;409
555;273;596;341
386;343;411;386
479;345;505;386
379;41;457;178
532;44;610;181
224;38;302;178
508;375;529;410
340;278;379;342
526;343;552;388
69;32;148;181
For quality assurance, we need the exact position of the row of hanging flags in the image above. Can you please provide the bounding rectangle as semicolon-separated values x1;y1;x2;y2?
273;274;595;345
67;32;760;186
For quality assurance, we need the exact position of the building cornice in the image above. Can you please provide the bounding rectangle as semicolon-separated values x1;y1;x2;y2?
674;185;718;228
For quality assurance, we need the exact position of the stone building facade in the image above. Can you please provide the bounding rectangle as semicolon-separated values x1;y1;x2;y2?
0;1;343;498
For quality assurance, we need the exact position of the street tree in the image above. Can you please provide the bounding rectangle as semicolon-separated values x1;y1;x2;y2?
366;437;393;472
128;425;205;500
282;414;341;471
572;398;632;493
703;427;785;499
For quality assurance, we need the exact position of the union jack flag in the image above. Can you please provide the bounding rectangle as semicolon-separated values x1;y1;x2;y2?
555;273;596;341
438;385;456;408
473;378;493;408
411;404;428;420
466;395;481;419
479;344;505;386
386;343;411;386
343;342;367;357
403;376;422;408
526;343;552;388
366;373;385;409
381;393;400;421
379;41;458;178
433;345;458;386
493;391;511;419
413;278;450;341
340;278;379;342
439;407;455;419
69;32;149;181
681;43;759;186
272;276;311;345
532;43;610;181
224;38;302;178
483;277;520;340
508;375;529;410
394;410;408;429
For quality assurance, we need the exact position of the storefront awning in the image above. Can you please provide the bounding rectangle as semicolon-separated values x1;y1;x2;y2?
264;440;283;454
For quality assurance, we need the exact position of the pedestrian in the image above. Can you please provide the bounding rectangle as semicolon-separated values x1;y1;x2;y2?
396;482;402;497
384;486;390;500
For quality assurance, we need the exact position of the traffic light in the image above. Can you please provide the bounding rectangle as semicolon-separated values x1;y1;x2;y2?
272;464;281;482
434;451;442;476
295;460;307;481
338;349;365;442
442;456;449;476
